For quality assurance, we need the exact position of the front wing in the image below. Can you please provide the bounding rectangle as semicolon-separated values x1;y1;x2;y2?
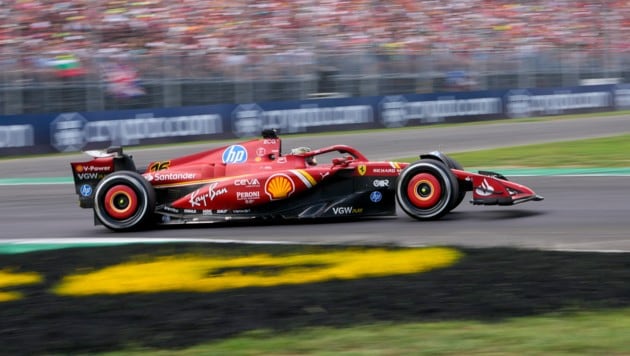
454;169;544;206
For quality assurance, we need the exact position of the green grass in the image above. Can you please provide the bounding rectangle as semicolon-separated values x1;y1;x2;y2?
395;134;630;168
104;308;630;355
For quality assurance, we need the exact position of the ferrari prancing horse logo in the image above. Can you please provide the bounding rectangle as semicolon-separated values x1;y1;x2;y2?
357;165;367;176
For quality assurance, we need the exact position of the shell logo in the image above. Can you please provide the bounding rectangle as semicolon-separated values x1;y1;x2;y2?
75;165;84;173
265;174;295;200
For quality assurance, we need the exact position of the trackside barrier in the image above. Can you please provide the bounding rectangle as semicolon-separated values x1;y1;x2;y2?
0;84;628;156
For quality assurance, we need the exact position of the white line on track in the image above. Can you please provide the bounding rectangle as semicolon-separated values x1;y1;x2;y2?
1;237;299;245
2;238;628;253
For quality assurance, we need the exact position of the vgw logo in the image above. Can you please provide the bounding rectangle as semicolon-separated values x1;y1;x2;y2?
222;145;248;164
77;172;102;180
332;206;363;215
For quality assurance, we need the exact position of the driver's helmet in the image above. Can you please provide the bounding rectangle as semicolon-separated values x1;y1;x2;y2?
291;146;317;165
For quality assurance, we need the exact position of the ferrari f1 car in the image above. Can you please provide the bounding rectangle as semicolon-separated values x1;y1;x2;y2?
70;130;543;231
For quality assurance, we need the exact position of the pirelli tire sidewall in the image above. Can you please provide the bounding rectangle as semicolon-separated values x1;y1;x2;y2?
93;171;156;231
396;159;459;220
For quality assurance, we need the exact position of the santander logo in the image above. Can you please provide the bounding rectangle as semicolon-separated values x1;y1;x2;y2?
144;172;197;182
475;178;495;196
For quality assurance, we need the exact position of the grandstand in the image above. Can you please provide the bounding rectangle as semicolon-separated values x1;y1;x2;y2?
1;0;628;114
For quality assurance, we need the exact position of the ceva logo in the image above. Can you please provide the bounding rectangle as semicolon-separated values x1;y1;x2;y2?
222;145;248;164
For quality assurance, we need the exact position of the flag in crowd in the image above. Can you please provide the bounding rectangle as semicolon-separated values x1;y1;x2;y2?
36;53;86;78
103;63;146;99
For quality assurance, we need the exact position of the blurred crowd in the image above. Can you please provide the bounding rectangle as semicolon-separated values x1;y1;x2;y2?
0;0;629;81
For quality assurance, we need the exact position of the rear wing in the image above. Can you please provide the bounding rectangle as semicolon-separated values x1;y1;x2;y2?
70;147;137;208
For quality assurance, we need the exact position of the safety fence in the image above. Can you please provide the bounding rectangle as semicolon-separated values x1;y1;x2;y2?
1;50;629;115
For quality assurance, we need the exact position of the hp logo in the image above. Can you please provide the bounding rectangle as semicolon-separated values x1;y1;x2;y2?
222;145;248;164
80;184;93;197
370;191;383;203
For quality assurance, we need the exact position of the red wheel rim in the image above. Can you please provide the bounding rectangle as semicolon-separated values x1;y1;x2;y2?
104;185;138;220
406;173;442;209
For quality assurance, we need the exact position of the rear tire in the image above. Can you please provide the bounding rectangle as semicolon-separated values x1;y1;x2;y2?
396;159;459;220
93;171;156;231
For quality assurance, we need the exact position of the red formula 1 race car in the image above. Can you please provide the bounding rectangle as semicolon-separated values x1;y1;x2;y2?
70;130;543;231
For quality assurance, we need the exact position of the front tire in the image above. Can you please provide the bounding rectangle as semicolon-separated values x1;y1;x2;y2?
443;155;468;211
396;159;459;220
93;171;156;231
